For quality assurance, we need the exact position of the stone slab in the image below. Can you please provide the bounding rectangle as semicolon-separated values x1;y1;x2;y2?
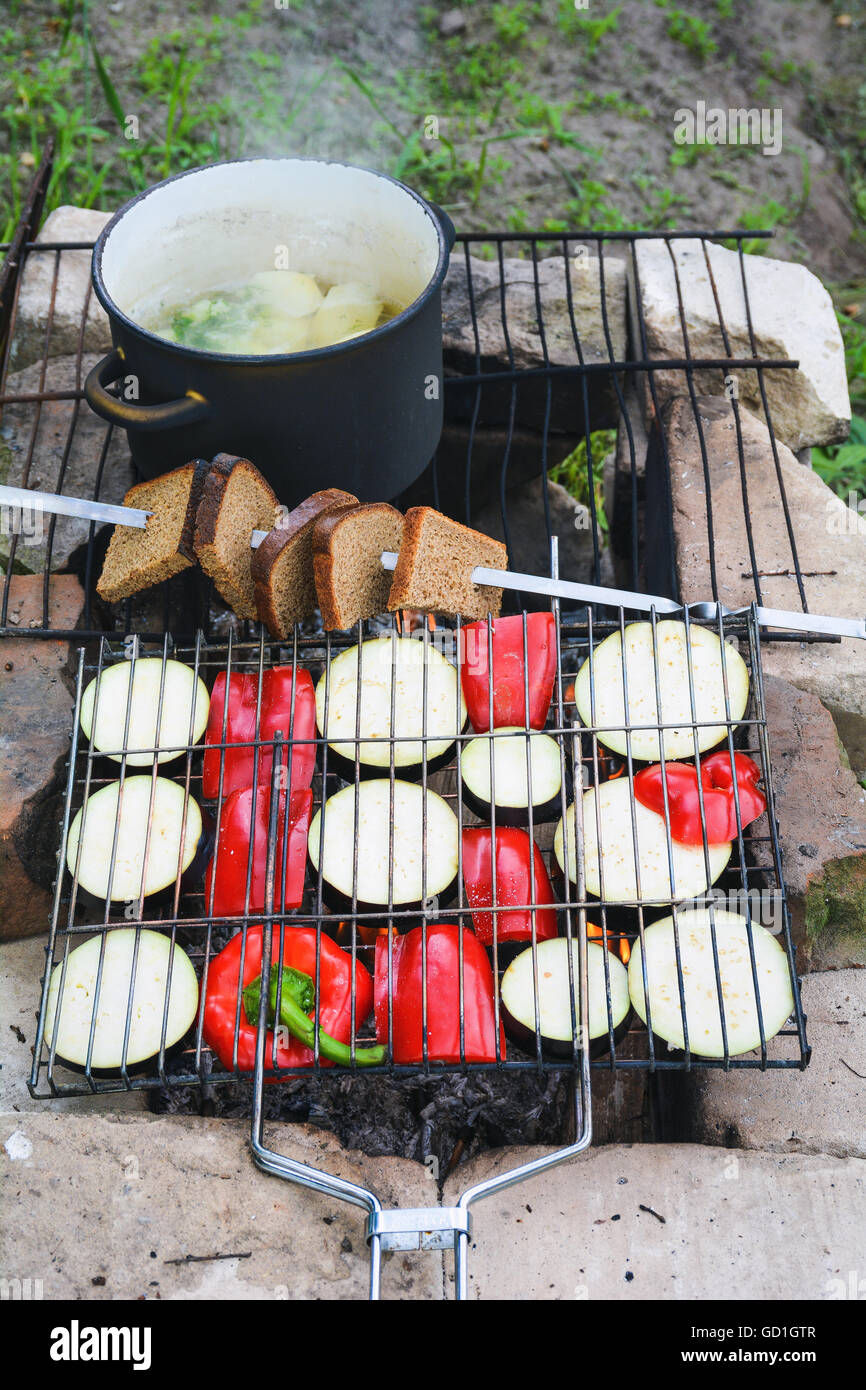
662;395;866;787
443;252;627;432
762;675;866;965
0;1112;442;1300
9;206;113;372
0;576;83;940
691;968;866;1160
631;239;850;452
443;1141;866;1300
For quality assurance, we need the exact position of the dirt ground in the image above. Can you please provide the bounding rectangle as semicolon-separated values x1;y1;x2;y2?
77;0;866;287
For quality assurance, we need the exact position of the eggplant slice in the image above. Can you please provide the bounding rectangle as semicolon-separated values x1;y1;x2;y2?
43;928;199;1073
316;636;466;780
66;777;204;902
628;908;794;1058
80;658;210;766
501;939;631;1058
554;780;731;903
308;778;459;911
574;620;750;761
461;727;563;826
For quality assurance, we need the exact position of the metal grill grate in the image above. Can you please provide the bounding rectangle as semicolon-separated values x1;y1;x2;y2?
28;601;809;1101
0;151;817;640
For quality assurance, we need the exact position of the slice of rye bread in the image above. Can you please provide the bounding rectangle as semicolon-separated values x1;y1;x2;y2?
194;453;279;620
252;488;359;638
387;506;508;620
313;502;405;630
96;459;211;604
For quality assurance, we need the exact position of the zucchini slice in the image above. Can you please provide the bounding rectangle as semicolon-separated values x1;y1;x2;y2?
308;778;459;911
43;928;199;1072
80;658;210;766
501;938;631;1058
574;620;750;761
628;908;794;1057
461;727;563;826
316;636;466;780
66;777;204;902
554;779;731;903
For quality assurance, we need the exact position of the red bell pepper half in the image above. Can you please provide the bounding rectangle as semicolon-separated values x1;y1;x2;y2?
374;924;505;1063
205;786;312;917
460;612;556;733
633;750;766;846
202;667;316;800
461;827;558;947
203;925;375;1071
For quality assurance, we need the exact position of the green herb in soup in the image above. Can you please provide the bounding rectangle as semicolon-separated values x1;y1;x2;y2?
150;270;403;355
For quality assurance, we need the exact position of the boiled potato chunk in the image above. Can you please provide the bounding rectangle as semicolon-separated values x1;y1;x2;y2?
310;282;382;348
250;269;324;318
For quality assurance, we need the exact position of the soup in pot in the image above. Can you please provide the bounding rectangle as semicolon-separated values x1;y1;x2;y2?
147;269;406;355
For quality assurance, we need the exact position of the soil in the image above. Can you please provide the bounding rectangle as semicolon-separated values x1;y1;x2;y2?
77;0;866;287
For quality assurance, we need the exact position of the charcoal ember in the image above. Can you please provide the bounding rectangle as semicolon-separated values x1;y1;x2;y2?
148;1070;571;1172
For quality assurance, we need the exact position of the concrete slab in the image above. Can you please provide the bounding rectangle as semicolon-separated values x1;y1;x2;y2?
443;1142;866;1300
692;967;866;1160
0;1112;442;1300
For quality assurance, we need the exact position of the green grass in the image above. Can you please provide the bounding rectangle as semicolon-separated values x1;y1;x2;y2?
813;310;866;500
549;429;617;534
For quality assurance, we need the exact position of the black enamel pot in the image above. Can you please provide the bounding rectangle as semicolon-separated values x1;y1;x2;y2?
85;158;455;505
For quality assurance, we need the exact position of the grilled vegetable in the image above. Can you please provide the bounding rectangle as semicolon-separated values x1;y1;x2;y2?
202;666;316;800
308;779;459;914
460;612;556;732
79;658;210;766
500;939;630;1059
43;929;199;1073
554;780;731;904
461;826;558;950
243;963;385;1068
204;786;312;917
66;777;204;902
633;751;766;845
374;924;504;1063
315;636;466;782
461;727;563;826
574;620;750;761
628;909;794;1058
203;925;374;1072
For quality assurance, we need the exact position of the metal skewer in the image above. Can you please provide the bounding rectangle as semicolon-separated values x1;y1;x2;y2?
2;483;862;640
380;552;866;641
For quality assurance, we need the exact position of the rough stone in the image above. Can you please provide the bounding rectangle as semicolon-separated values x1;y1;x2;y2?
631;238;850;451
438;7;466;37
443;1141;866;1300
659;395;866;786
443;252;627;432
0;576;82;940
0;353;136;574
405;419;579;518
0;1112;441;1300
762;675;866;966
691;968;866;1160
9;205;112;371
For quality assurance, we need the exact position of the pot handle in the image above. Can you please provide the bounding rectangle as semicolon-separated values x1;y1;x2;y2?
429;202;457;252
84;348;212;432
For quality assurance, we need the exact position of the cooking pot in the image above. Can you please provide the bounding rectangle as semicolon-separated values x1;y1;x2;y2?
85;158;455;505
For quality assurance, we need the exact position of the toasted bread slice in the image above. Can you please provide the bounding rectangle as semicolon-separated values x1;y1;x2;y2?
387;506;507;620
252;488;359;638
194;453;278;621
96;460;211;604
313;502;404;630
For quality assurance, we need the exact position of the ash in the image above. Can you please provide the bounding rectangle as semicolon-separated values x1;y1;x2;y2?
149;1068;571;1174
